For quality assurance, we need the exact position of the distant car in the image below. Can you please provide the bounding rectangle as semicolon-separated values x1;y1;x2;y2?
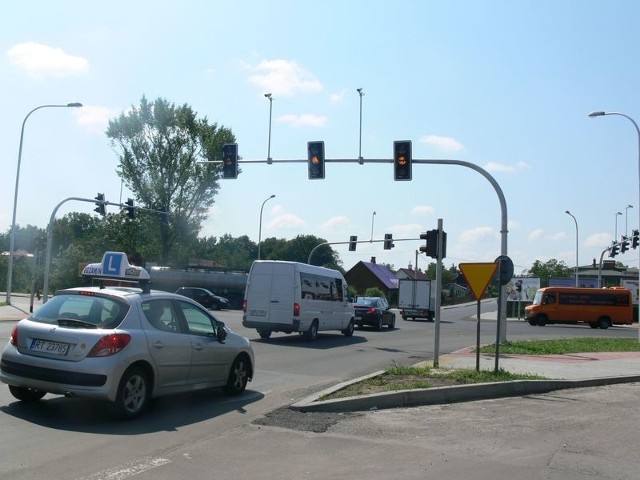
175;287;230;310
0;252;254;420
353;296;396;330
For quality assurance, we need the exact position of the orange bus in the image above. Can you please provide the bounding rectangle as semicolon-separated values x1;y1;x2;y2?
524;286;633;329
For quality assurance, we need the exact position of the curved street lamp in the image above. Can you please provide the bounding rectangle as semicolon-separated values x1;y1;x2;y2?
589;110;640;325
257;194;275;260
565;210;579;287
5;102;83;304
264;93;273;163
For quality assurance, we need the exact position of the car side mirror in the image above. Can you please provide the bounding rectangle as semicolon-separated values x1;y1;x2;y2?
217;322;227;343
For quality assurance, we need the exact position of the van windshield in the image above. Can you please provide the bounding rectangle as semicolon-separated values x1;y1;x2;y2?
532;290;543;305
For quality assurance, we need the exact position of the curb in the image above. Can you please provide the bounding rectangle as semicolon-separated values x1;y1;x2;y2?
290;374;640;413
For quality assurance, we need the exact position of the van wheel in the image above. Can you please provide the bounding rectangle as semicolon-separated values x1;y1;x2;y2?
589;323;598;329
342;319;355;337
597;317;612;329
536;316;547;327
528;318;538;326
305;321;318;341
258;330;272;339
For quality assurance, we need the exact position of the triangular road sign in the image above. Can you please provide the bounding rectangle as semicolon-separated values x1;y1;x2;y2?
459;262;498;300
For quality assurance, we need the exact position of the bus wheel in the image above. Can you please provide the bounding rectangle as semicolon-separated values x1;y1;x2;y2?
305;320;318;341
597;317;612;329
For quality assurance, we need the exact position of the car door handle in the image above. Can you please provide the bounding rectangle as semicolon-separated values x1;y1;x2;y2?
152;341;164;349
192;343;203;351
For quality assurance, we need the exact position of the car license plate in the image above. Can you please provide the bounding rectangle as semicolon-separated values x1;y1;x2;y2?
30;339;70;356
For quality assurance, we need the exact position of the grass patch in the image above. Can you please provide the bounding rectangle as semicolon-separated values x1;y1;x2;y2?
478;337;640;355
319;337;638;401
320;365;543;400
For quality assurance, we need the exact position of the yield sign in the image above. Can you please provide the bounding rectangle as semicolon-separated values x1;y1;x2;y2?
459;262;498;301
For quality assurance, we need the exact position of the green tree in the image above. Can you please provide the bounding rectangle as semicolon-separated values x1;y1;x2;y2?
106;96;235;263
522;259;572;287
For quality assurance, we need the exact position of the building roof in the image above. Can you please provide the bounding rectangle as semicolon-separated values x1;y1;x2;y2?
359;261;399;289
396;267;429;281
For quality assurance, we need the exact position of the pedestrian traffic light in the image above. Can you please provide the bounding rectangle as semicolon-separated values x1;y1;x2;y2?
349;235;357;251
609;242;619;258
393;140;412;181
222;143;238;179
124;198;135;219
308;141;325;179
94;193;106;216
383;233;394;250
621;236;629;253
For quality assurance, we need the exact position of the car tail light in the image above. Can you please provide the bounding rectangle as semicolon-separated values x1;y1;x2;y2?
293;302;300;316
87;334;131;357
367;307;377;314
10;325;18;346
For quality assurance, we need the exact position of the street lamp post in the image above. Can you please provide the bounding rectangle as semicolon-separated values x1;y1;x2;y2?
357;88;364;163
257;194;275;260
589;110;640;330
565;210;579;287
370;211;376;242
5;102;82;304
615;211;622;240
626;204;633;237
264;93;273;164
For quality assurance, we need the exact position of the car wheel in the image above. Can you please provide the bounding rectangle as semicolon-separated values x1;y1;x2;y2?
305;320;318;341
258;330;272;339
8;385;46;402
388;314;396;329
224;355;250;395
375;316;383;331
342;319;355;337
114;366;150;420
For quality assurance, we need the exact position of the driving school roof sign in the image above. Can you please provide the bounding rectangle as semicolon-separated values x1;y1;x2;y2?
459;262;498;300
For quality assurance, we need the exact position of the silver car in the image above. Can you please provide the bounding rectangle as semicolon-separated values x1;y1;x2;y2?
0;252;255;419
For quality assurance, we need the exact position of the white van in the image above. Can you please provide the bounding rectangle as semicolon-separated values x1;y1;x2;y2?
242;260;355;340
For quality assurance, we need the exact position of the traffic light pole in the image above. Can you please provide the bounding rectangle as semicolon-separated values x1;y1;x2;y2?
224;155;509;342
433;219;444;367
307;237;421;265
41;197;165;302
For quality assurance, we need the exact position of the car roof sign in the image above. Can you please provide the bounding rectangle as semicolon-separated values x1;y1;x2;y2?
82;252;151;290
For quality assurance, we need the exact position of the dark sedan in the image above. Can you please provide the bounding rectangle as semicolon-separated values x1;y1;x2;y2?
353;296;396;330
175;287;230;310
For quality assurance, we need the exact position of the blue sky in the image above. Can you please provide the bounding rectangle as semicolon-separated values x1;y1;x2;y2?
2;0;640;275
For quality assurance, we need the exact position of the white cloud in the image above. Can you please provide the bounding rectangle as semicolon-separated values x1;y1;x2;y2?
410;205;435;216
320;215;350;230
528;229;543;241
460;226;497;244
248;59;323;97
419;134;465;152
546;231;567;241
267;205;306;229
74;105;120;134
329;90;346;103
484;161;532;173
7;42;89;79
585;232;611;248
278;114;327;128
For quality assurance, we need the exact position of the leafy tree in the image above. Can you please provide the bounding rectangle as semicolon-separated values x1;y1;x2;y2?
106;96;235;263
522;259;572;287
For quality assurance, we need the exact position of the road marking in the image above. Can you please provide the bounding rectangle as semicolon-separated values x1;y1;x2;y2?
78;457;171;480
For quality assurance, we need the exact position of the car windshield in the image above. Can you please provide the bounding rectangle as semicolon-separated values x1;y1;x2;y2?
29;293;129;329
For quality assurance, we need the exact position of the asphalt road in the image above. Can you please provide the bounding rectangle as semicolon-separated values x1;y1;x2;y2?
1;296;639;479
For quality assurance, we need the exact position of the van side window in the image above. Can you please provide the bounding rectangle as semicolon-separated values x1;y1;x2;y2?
543;294;555;305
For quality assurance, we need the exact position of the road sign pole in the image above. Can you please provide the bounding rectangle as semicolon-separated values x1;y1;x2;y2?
433;218;443;368
476;300;481;371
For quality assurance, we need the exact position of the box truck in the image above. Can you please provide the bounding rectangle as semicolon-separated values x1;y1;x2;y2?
398;278;434;321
